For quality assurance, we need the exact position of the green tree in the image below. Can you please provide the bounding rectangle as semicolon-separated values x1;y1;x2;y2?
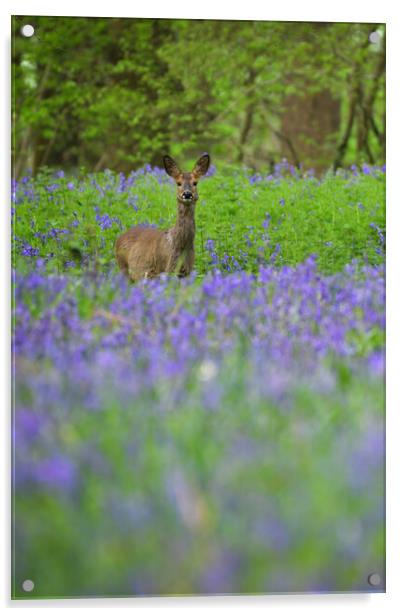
12;17;385;177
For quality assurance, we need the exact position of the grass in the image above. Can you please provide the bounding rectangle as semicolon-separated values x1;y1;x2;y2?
12;164;385;276
12;164;386;598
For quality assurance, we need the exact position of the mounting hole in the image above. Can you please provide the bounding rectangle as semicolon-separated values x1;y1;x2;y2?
369;31;380;44
367;572;381;587
22;579;34;592
21;24;35;38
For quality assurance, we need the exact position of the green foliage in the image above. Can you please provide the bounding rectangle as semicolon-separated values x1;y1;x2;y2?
12;17;385;176
13;167;385;276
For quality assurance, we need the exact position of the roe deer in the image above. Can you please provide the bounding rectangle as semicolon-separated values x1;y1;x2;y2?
115;153;210;281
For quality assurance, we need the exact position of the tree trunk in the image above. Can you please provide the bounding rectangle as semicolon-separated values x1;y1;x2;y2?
281;89;340;171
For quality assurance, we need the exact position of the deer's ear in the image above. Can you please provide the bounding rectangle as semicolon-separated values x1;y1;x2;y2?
192;153;210;178
163;155;181;179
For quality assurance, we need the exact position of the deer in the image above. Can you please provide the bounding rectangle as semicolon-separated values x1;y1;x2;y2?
115;153;210;282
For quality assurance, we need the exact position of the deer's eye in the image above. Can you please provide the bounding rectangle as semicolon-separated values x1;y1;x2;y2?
177;182;182;187
193;182;197;186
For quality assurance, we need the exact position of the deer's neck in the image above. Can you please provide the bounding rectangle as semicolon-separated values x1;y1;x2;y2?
170;201;196;249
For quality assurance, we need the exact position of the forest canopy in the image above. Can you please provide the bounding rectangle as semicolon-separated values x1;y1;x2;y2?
12;16;385;176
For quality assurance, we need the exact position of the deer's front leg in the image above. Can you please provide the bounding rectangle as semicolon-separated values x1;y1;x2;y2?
166;250;181;275
178;248;195;278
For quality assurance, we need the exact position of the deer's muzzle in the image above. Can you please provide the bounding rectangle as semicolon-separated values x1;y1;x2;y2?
181;191;193;201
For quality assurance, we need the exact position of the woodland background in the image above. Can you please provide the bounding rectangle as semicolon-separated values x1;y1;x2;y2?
12;16;386;597
12;17;385;177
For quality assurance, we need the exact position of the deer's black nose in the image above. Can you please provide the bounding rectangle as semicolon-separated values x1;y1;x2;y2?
182;191;192;199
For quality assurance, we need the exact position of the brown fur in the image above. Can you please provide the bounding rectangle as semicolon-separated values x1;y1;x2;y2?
115;154;210;282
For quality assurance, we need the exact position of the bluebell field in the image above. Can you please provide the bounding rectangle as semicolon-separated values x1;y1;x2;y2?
12;164;385;597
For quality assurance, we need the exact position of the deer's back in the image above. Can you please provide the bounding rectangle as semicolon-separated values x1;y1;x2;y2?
115;226;171;280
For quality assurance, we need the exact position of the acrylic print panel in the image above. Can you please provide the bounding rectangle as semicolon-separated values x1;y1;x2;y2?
11;14;385;599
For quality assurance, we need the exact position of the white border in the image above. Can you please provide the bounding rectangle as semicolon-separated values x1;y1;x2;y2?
1;0;395;22
2;1;402;614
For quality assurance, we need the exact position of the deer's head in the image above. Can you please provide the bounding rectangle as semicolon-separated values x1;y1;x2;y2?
163;154;210;205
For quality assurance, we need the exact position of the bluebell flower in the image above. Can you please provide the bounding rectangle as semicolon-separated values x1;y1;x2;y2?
21;244;39;257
